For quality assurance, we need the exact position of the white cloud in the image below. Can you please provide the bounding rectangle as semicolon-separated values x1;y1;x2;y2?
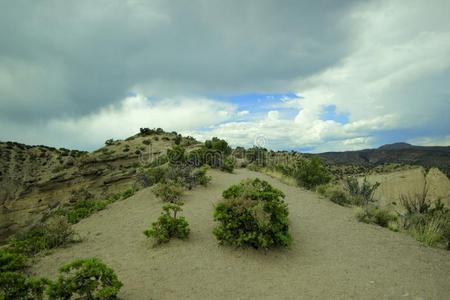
0;95;236;150
1;1;448;153
193;0;450;152
237;110;250;116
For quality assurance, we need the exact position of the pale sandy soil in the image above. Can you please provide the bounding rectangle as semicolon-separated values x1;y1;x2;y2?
31;169;450;299
366;167;450;208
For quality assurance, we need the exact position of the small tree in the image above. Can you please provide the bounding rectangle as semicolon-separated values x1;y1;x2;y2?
144;203;190;245
47;258;123;300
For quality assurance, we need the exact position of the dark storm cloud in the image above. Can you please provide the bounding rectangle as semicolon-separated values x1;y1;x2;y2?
0;0;359;122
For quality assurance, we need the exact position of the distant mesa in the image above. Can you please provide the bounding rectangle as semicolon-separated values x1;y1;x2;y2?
378;142;413;150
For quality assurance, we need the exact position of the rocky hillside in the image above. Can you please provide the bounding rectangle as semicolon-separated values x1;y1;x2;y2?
317;143;450;177
0;130;200;243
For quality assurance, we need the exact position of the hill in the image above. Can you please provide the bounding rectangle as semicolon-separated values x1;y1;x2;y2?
0;130;200;243
317;143;450;177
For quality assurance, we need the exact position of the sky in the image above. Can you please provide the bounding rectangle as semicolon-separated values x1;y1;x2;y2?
0;0;449;152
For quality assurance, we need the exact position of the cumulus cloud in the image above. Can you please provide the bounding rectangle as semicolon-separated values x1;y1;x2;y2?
0;95;236;149
0;0;449;152
193;0;450;152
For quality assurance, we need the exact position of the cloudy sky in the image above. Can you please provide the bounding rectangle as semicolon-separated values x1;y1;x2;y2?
1;0;449;152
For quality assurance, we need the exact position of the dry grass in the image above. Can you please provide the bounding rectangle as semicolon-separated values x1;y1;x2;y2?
260;168;297;186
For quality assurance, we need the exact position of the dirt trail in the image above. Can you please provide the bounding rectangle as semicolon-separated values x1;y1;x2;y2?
31;169;450;299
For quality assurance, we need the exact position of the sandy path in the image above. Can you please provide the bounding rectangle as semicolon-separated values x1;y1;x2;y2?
31;169;450;299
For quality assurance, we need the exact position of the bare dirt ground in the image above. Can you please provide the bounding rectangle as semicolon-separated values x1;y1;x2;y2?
31;169;450;299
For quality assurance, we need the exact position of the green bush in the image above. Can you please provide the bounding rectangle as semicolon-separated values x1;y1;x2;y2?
0;272;48;300
66;200;108;224
221;156;235;173
204;137;232;156
121;188;135;200
145;166;167;186
291;157;331;189
0;250;27;272
9;216;76;256
174;134;182;145
152;182;184;203
355;206;397;228
47;258;123;300
144;203;190;245
192;166;212;186
167;145;186;165
329;190;350;206
213;178;291;249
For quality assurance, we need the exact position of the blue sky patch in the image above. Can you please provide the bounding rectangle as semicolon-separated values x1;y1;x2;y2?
214;92;300;113
321;105;349;124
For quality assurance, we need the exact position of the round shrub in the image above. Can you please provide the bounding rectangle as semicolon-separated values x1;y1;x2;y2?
152;181;184;203
213;178;292;249
144;203;190;245
220;156;235;173
0;250;27;272
0;272;48;300
47;258;123;300
292;157;331;189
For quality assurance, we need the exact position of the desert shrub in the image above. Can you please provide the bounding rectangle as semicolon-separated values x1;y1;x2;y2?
105;139;114;146
316;184;329;196
329;190;350;206
9;216;76;256
192;166;212;186
221;156;235;173
355;206;397;228
121;188;135;200
145;166;167;186
166;164;192;183
47;258;123;300
153;182;184;203
181;137;233;172
144;203;190;245
167;145;186;165
401;192;450;248
204;137;232;156
142;139;152;145
291;157;331;189
0;272;48;300
410;213;450;247
400;189;432;216
174;134;182;145
139;127;151;136
0;250;27;272
345;177;380;207
66;200;109;224
213;179;292;249
245;147;267;167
